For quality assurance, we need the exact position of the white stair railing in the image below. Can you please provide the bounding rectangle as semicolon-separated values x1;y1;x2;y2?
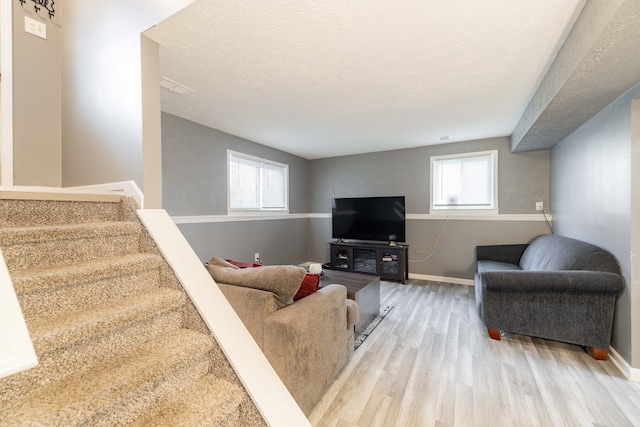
0;247;38;379
138;209;310;427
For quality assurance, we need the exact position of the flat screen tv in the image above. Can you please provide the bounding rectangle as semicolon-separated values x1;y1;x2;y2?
332;196;406;244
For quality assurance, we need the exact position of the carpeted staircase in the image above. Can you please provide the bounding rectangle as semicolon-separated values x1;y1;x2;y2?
0;194;266;426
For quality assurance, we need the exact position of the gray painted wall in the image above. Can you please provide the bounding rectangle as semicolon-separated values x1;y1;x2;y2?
164;118;552;280
307;137;552;277
12;5;61;186
162;113;309;216
178;218;309;266
307;137;549;214
307;217;551;280
551;82;640;367
162;113;310;264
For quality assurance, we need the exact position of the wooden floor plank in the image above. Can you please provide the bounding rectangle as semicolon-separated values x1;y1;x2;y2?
308;279;640;427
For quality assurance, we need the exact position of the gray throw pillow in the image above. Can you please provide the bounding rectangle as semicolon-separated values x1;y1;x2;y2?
206;257;306;308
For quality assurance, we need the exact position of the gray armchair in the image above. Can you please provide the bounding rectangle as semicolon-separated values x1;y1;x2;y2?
475;235;624;360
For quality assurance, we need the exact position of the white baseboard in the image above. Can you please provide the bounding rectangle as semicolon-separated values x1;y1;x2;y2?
609;346;640;382
408;273;474;286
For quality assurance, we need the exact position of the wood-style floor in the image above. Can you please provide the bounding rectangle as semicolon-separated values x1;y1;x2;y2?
308;279;640;427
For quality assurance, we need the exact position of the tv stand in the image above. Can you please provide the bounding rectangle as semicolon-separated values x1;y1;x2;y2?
328;241;409;283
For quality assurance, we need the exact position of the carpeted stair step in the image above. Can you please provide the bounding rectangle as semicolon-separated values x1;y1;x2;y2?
0;221;143;272
0;288;187;404
1;329;218;426
12;253;165;322
0;197;124;227
0;196;264;425
29;287;186;356
132;374;244;426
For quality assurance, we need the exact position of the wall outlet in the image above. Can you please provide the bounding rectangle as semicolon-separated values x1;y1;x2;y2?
536;202;544;211
254;253;260;262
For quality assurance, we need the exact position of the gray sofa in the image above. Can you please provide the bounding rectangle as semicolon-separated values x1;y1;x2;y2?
475;234;624;360
206;257;359;414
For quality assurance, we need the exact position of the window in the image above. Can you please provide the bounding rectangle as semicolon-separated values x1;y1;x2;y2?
430;150;498;212
228;151;288;212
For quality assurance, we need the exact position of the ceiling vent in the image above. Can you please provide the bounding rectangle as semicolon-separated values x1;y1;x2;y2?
160;77;193;95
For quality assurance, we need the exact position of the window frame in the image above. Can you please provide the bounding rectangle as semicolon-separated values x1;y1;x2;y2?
429;149;498;214
227;150;289;214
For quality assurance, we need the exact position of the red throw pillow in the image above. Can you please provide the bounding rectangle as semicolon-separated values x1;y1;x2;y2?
294;273;320;300
225;259;262;269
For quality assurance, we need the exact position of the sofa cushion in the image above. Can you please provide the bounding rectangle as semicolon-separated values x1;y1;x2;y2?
477;260;522;274
207;257;306;308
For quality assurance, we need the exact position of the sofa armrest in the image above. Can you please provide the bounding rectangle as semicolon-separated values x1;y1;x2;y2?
478;270;625;295
261;284;350;413
346;299;359;329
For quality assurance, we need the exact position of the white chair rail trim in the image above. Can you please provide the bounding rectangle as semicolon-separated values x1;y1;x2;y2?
172;212;552;224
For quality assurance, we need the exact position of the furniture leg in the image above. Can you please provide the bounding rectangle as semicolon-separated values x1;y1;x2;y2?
586;346;609;361
487;328;501;340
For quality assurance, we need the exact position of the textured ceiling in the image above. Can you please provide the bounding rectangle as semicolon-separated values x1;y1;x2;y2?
145;0;585;159
511;0;640;151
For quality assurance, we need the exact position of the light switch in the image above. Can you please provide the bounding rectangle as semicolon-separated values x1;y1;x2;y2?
25;16;47;40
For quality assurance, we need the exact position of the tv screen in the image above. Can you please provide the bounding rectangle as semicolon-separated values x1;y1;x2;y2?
332;196;406;243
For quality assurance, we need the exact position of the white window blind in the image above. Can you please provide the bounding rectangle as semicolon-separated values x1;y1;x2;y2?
431;150;497;211
228;151;288;212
